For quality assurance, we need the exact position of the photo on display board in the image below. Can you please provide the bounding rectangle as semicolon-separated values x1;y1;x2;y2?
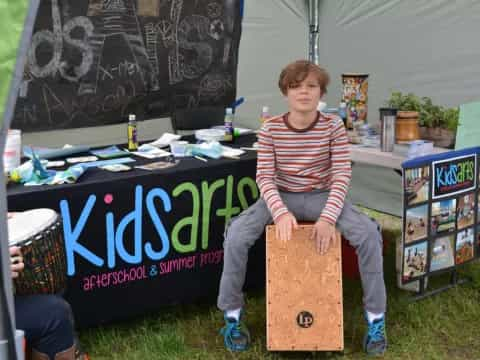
455;228;475;264
404;166;430;206
405;204;428;244
431;198;457;235
403;241;428;281
477;193;480;223
457;193;475;230
429;235;455;272
476;225;480;255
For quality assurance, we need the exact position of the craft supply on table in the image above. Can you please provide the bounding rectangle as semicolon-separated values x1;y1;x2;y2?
66;156;98;164
46;160;65;168
129;144;172;159
223;107;234;143
195;128;225;142
170;141;189;157
135;160;179;171
77;157;135;169
100;164;132;172
194;155;208;162
23;144;91;160
127;113;138;151
147;133;182;148
90;145;128;159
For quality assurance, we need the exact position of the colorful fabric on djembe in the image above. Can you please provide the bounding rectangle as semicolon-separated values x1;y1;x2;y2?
8;209;67;295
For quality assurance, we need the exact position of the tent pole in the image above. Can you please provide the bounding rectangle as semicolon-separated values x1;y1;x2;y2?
0;1;40;359
307;0;320;64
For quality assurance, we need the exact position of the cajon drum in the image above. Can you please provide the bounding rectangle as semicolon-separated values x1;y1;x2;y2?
266;224;343;351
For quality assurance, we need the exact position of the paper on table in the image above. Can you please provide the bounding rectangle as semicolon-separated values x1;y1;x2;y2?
455;101;480;150
221;145;245;157
130;144;172;159
148;133;182;148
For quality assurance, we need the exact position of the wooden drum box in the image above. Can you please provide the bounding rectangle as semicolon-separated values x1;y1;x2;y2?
266;224;343;351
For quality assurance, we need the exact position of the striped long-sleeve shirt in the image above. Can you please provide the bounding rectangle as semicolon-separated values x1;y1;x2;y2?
256;111;351;224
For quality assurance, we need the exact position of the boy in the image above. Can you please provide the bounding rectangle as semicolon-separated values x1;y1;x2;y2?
217;60;387;356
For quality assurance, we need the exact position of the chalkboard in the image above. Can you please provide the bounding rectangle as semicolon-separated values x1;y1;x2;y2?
12;0;242;132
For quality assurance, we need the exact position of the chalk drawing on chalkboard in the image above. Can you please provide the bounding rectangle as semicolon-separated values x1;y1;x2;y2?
105;0;126;11
59;17;95;82
14;0;241;131
167;0;183;84
145;23;160;77
43;84;68;125
209;19;225;40
198;72;231;101
91;0;156;90
177;15;213;79
27;0;62;79
207;2;222;18
222;0;236;66
158;20;174;43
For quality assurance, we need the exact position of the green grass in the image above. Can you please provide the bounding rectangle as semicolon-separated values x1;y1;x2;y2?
78;210;480;359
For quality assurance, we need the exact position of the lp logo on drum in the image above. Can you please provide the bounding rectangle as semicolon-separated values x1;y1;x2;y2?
297;311;314;328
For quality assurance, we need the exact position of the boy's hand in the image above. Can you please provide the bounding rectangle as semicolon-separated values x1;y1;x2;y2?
275;212;298;242
9;246;24;279
311;219;336;254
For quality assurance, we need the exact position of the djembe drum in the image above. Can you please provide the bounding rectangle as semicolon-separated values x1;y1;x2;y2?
8;208;67;295
266;224;344;351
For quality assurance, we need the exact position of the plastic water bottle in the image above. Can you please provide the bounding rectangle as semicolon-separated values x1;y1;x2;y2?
127;114;138;151
224;108;234;142
260;106;269;123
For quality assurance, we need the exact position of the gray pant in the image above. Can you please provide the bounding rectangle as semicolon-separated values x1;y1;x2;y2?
217;190;386;314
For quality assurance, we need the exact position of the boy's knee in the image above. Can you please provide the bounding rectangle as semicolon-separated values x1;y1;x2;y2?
43;296;72;325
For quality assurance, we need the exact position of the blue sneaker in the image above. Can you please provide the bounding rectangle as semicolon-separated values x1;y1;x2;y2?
363;314;387;356
220;312;250;352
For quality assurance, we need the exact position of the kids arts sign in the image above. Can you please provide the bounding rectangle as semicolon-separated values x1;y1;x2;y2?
401;147;480;285
59;175;258;277
432;154;476;198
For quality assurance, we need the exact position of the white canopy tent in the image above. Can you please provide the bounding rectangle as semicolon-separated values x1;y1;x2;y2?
21;0;480;147
3;1;480;356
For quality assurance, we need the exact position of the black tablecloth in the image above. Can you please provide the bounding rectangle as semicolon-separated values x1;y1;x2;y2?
7;134;265;327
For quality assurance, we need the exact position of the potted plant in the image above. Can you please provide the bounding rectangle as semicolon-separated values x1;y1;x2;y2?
387;92;421;143
387;92;459;148
418;96;458;148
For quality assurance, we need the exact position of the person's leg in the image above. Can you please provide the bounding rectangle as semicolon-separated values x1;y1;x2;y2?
218;192;307;311
218;193;306;351
217;198;272;351
217;198;273;312
304;191;387;355
15;295;75;360
335;202;386;315
335;201;387;355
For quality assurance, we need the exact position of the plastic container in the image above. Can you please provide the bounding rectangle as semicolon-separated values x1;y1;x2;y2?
170;141;189;157
127;114;138;151
224;107;234;142
260;106;269;122
3;129;22;173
